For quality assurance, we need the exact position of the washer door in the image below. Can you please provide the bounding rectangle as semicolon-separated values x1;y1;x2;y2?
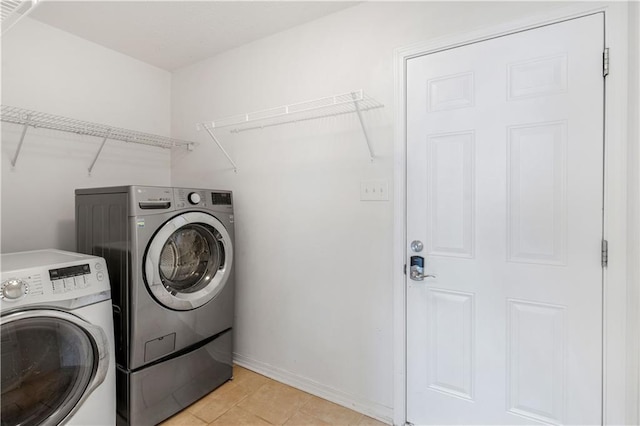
145;211;233;311
0;310;109;426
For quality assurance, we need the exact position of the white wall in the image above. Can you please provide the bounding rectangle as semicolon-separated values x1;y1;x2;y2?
170;2;567;420
1;18;172;252
628;2;640;423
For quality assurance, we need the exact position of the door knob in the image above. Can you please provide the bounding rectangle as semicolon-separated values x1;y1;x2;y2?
410;240;423;252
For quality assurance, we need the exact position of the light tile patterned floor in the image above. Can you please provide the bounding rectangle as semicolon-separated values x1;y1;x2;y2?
160;365;388;426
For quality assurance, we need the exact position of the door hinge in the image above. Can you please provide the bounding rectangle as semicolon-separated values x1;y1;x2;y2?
603;48;610;77
601;239;609;268
404;264;407;275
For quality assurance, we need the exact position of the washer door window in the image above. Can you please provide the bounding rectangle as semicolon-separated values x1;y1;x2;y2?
145;212;233;311
1;310;109;426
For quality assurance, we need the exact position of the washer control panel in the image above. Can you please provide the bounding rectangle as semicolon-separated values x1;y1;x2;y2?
172;187;233;211
1;253;110;307
188;192;201;205
175;189;205;209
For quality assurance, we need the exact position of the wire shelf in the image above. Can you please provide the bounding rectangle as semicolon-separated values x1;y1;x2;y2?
203;90;384;133
1;105;196;149
2;0;40;35
1;105;196;173
198;90;384;171
1;1;24;20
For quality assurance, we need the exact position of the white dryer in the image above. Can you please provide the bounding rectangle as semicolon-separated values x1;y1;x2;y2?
0;250;116;426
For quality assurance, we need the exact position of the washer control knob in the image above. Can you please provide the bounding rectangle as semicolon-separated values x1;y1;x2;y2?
188;192;201;205
1;279;28;301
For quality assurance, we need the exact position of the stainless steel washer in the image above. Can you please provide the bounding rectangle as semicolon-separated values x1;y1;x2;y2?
76;186;235;426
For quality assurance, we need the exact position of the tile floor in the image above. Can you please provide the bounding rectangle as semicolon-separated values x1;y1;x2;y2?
161;365;388;426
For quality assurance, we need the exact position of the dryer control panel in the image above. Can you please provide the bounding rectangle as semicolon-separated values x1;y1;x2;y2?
0;250;110;309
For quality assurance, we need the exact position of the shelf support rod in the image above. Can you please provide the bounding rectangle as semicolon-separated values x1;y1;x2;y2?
11;116;31;167
88;130;111;175
204;126;238;173
352;94;374;161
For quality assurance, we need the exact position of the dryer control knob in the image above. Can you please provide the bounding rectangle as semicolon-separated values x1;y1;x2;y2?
1;279;28;300
188;192;201;204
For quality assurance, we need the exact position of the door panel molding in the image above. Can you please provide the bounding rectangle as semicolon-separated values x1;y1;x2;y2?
393;3;632;425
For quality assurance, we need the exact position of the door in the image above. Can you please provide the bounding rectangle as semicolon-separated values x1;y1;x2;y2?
1;310;109;426
406;14;604;425
145;211;233;311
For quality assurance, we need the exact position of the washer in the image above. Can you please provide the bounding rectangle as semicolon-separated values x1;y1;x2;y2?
1;249;116;426
75;186;234;426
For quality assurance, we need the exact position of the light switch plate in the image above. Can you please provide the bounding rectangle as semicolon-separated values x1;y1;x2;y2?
360;180;389;201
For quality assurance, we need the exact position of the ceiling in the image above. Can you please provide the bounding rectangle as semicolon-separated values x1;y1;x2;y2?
28;1;358;71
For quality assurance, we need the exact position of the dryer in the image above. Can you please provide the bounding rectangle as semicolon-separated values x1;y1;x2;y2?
0;249;116;426
75;186;234;426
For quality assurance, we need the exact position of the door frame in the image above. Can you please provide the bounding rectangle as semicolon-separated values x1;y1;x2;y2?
392;3;633;425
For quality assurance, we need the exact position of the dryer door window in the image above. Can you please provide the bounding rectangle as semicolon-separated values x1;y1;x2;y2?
0;310;109;426
145;212;233;311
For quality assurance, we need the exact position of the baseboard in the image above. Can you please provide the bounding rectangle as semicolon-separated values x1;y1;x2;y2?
233;352;393;424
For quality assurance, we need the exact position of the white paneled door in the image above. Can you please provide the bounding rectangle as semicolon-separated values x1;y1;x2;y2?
406;14;604;425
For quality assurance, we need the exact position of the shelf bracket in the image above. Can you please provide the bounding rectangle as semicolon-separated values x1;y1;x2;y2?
88;130;112;175
11;115;31;168
352;93;374;162
203;125;238;173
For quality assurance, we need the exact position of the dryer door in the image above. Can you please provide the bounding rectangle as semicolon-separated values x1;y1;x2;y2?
0;310;109;426
144;211;233;311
